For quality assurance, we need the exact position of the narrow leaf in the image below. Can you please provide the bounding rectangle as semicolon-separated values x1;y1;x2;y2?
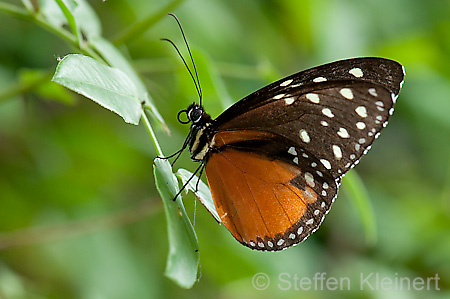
342;171;377;245
72;0;102;39
52;54;142;125
39;0;67;29
176;168;221;223
153;159;199;289
54;0;81;46
21;0;34;13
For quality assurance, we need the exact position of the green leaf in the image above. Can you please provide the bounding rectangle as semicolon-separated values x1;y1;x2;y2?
72;0;102;39
176;168;221;223
21;0;34;13
90;37;146;96
342;171;377;246
54;0;81;46
39;0;67;29
39;0;101;42
90;37;167;130
153;159;199;289
52;54;142;125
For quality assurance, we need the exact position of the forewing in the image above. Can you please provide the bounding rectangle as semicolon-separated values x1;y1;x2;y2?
213;57;405;179
215;57;403;126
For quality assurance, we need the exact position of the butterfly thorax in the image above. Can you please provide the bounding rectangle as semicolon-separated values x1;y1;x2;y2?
184;104;214;162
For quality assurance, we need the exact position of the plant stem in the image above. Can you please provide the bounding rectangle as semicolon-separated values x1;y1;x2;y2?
342;171;377;246
112;0;184;46
0;2;103;62
141;109;164;157
0;69;53;102
0;2;28;18
0;199;160;250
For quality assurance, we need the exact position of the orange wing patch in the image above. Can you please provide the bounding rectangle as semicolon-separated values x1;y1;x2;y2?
206;147;319;251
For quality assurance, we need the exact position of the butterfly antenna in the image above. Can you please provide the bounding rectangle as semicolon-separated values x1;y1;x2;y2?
167;13;203;105
161;38;202;100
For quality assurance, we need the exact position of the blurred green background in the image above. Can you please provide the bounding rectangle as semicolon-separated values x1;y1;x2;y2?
1;0;449;298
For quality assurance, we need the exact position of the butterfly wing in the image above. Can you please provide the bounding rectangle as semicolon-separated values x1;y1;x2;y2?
204;57;404;251
214;57;404;129
213;57;404;179
206;130;337;250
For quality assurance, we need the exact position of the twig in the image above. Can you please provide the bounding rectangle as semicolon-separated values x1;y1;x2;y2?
0;199;161;250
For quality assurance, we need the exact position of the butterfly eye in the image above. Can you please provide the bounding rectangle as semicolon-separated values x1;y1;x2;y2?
188;106;203;124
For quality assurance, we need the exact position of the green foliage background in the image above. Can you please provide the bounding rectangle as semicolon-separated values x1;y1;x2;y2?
1;0;449;298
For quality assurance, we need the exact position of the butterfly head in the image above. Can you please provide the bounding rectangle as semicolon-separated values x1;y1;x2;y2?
178;103;212;127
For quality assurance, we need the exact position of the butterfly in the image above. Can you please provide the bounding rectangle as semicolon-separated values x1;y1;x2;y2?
176;57;405;251
164;15;404;252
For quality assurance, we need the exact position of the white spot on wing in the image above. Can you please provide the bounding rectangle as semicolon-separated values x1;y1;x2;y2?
391;92;398;103
305;172;315;187
322;108;334;118
332;145;342;159
313;76;327;83
320;159;331;169
349;67;364;78
280;79;293;87
340;88;354;100
299;129;311;143
284;97;295;105
369;88;378;97
288;147;297;155
355;106;368;118
273;93;285;100
356;122;366;130
306;93;320;103
337;127;350;138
